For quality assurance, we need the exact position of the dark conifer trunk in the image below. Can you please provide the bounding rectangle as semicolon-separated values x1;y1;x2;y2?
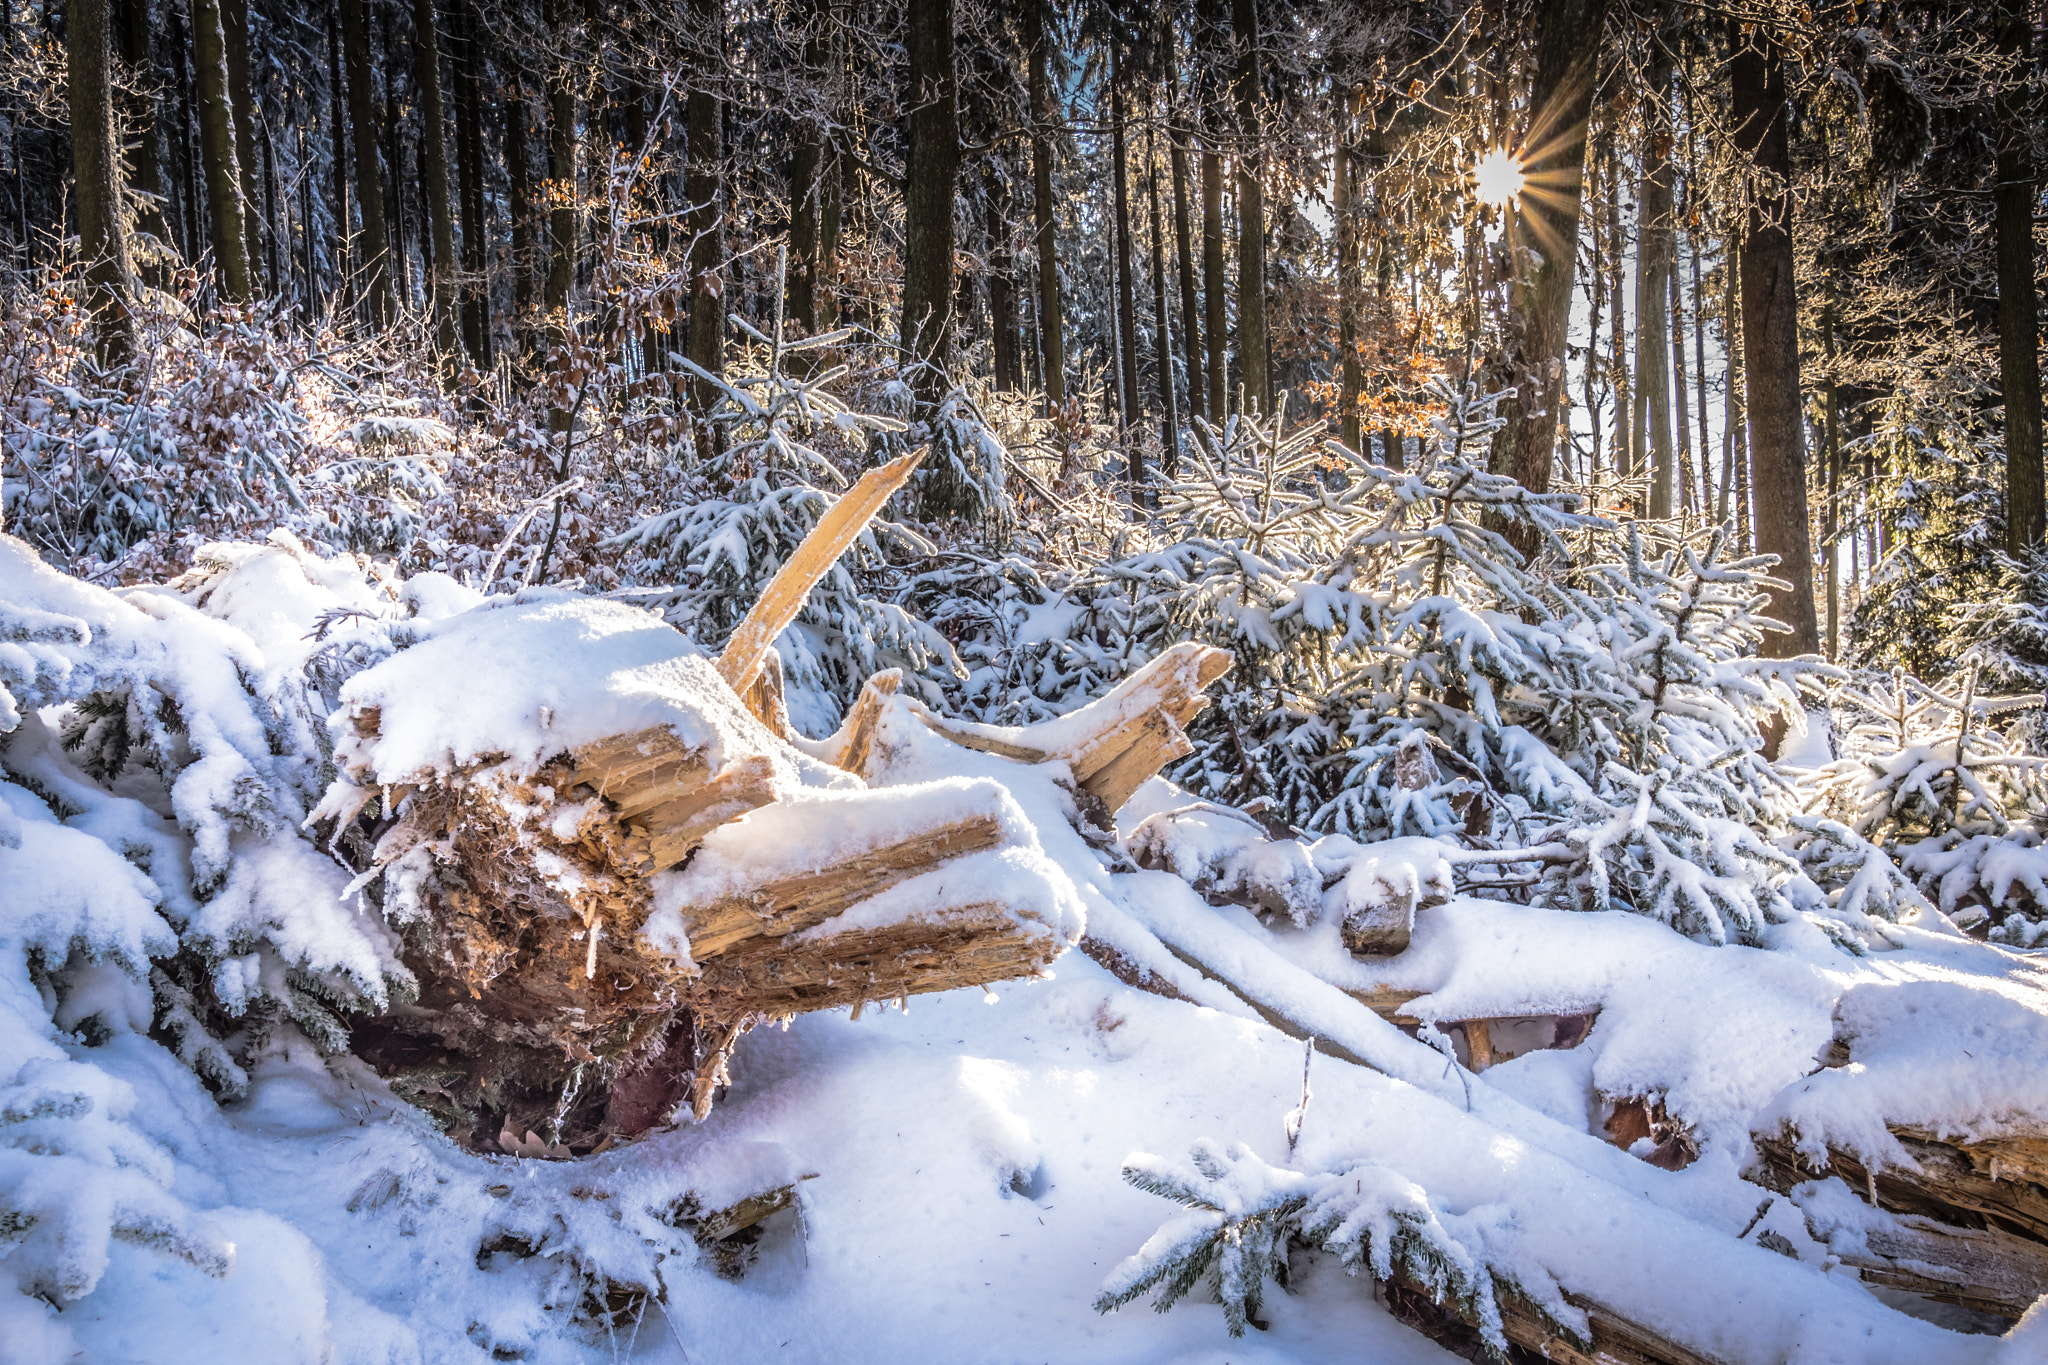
1335;87;1360;454
507;66;536;347
414;0;459;356
1729;20;1818;656
987;166;1020;392
1166;48;1203;428
683;0;725;424
1146;126;1177;477
341;0;392;325
1110;73;1142;445
190;0;252;299
328;9;352;315
455;0;491;367
1200;127;1226;418
116;0;169;256
220;0;263;290
1996;0;2044;553
899;0;957;412
1026;0;1064;411
544;0;579;331
1227;0;1267;412
787;0;826;337
68;0;134;359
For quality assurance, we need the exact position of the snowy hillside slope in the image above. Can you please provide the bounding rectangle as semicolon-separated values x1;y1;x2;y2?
4;532;2047;1363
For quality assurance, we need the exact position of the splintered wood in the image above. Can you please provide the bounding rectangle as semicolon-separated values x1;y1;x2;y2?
346;706;1062;1152
896;641;1234;812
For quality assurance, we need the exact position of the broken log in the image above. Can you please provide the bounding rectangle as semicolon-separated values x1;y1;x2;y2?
715;445;925;696
1754;1129;2048;1247
900;641;1233;812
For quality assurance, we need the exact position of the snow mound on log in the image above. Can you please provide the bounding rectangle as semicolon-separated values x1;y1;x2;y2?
330;588;856;791
1759;977;2048;1166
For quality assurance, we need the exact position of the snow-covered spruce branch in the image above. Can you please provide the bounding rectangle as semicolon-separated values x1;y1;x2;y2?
1095;1140;1583;1353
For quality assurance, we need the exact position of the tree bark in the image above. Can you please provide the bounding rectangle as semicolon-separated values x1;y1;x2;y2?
507;66;536;346
1228;0;1267;413
987;165;1020;392
1335;87;1361;454
900;0;958;413
1635;41;1674;519
1487;0;1606;518
1997;0;2044;553
1730;20;1818;655
1200;80;1227;420
1111;73;1142;451
1167;47;1203;428
1147;125;1178;477
455;0;491;368
1669;209;1693;516
189;0;252;301
327;8;351;317
68;0;135;360
683;0;724;423
340;0;391;324
220;0;263;290
414;0;459;357
1026;0;1064;412
115;0;170;257
544;0;579;332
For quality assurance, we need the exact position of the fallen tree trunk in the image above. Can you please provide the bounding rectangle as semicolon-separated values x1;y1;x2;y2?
326;636;1080;1155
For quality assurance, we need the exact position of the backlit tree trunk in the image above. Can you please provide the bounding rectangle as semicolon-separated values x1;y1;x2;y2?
1488;0;1605;521
414;0;460;356
1027;0;1064;411
1228;0;1267;413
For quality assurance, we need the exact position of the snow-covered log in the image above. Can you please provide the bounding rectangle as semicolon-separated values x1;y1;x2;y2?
318;593;1083;1153
895;641;1234;813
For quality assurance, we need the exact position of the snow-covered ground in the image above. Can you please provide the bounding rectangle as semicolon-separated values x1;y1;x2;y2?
7;532;2048;1364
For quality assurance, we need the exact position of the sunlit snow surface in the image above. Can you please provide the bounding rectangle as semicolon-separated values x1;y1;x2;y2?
3;533;2041;1363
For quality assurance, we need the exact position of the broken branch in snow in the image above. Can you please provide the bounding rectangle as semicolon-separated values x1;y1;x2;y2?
904;641;1234;812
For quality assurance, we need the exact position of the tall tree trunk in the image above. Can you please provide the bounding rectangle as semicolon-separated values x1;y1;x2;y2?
328;9;351;316
1635;41;1674;518
1167;48;1203;427
455;0;491;367
68;0;134;359
384;3;413;311
1489;0;1606;517
190;0;252;300
1200;83;1226;421
1228;0;1267;413
787;0;825;337
1147;124;1177;477
341;0;391;324
1730;20;1818;656
1997;0;2044;553
545;0;578;330
1669;213;1693;516
1111;73;1142;449
508;67;536;347
683;0;725;424
116;0;169;256
414;0;459;356
1606;136;1629;491
1026;0;1064;412
900;0;957;413
1334;86;1360;454
1824;301;1840;659
220;0;263;290
988;165;1020;392
1583;124;1604;480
